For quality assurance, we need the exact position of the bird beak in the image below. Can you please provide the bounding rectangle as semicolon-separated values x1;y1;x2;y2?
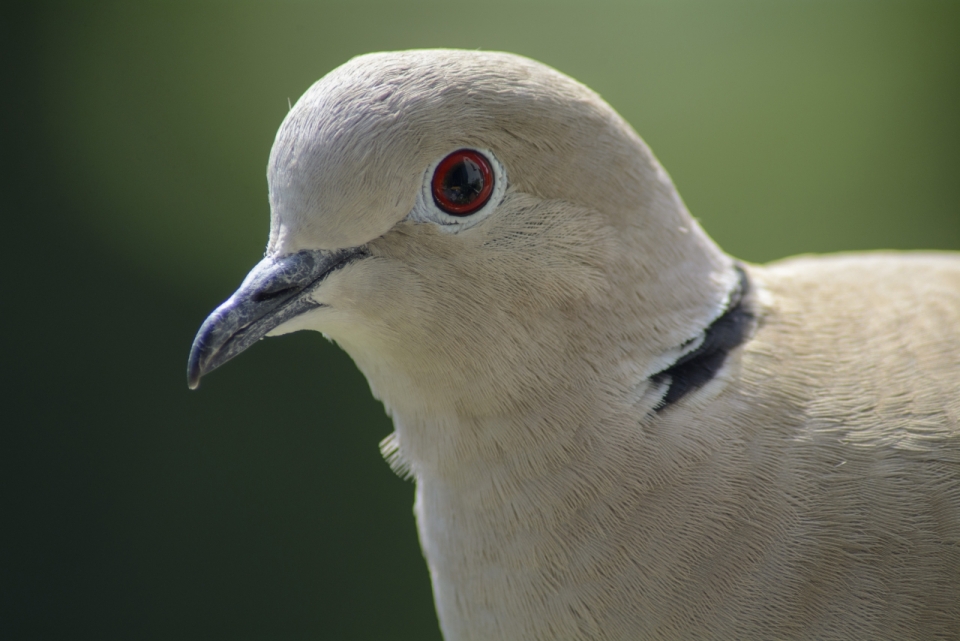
187;247;367;389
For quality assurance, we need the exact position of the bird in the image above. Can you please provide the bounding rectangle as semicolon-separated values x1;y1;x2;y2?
187;50;960;640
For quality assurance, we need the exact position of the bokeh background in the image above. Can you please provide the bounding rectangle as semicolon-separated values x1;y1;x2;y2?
4;1;959;639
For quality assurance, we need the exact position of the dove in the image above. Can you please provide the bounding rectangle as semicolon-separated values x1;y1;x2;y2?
187;50;960;640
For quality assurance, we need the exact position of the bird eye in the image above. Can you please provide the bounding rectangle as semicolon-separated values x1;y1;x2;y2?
431;149;494;216
409;147;506;230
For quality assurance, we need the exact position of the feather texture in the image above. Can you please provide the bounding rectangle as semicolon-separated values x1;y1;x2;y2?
191;50;960;640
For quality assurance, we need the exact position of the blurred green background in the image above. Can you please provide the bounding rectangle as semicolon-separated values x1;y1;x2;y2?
3;1;958;639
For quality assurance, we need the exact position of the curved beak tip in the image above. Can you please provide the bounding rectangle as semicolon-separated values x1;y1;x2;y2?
183;247;367;392
186;344;205;390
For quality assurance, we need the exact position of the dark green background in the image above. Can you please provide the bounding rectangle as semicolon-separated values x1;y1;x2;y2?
4;2;959;639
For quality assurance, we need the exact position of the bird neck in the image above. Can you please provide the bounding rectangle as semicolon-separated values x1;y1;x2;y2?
356;196;743;484
374;268;749;490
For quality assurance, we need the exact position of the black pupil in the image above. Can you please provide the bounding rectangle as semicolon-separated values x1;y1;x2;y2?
442;158;485;206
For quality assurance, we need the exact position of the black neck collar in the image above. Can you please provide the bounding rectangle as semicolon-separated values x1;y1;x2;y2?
651;266;754;413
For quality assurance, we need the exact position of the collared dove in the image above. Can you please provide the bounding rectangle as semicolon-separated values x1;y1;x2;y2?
187;50;960;640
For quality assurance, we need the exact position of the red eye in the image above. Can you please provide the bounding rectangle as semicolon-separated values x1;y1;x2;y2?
431;149;495;216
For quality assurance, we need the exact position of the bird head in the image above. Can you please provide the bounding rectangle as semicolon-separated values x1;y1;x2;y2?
188;50;735;439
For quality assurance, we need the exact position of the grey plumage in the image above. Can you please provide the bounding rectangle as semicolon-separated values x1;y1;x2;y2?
188;50;960;640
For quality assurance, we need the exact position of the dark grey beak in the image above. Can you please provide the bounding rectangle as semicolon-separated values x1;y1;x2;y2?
187;247;366;389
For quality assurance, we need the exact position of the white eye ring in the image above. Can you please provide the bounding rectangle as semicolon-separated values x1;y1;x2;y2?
407;148;507;232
